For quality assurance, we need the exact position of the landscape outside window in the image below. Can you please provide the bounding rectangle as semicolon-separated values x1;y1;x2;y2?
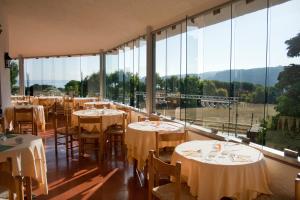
20;55;100;97
10;59;19;95
154;0;300;152
105;36;147;111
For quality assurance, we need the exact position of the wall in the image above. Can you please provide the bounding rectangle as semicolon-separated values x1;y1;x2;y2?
0;5;11;109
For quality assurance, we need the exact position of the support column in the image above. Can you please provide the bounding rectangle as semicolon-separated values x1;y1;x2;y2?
146;26;154;114
99;50;105;100
18;55;25;95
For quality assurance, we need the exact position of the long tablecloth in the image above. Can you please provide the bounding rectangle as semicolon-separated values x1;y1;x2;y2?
0;134;48;194
125;121;184;170
71;109;124;132
171;140;272;200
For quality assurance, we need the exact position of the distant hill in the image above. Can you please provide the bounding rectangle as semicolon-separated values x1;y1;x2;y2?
200;66;284;86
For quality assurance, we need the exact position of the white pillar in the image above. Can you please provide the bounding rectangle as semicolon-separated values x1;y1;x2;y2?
18;55;25;95
146;26;154;114
0;6;11;109
99;50;105;100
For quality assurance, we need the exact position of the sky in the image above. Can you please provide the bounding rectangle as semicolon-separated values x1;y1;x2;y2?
23;0;300;82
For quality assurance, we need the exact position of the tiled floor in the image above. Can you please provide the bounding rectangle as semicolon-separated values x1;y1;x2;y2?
34;125;147;200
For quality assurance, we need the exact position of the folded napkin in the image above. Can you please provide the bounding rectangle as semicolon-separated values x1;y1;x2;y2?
0;144;14;152
181;149;202;157
230;154;252;162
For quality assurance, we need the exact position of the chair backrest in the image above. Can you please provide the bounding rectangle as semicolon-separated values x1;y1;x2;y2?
138;115;160;122
155;130;187;157
95;104;105;109
296;173;300;200
13;107;34;134
117;107;131;123
148;150;181;200
38;98;49;107
63;96;75;110
78;116;103;135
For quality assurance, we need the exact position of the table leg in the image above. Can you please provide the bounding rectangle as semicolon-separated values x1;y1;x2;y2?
15;176;24;200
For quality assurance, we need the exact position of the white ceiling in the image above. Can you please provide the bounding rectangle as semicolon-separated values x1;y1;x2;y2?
1;0;228;58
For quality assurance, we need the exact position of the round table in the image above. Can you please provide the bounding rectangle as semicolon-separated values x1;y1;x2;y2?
83;101;111;108
32;96;63;106
71;109;124;132
4;105;46;132
125;121;184;170
74;97;98;107
171;140;272;200
0;134;48;195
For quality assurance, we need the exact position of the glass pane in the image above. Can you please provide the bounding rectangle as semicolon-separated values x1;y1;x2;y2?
202;4;231;133
266;0;300;151
118;47;125;103
231;0;268;140
155;30;167;115
10;59;20;95
80;55;100;97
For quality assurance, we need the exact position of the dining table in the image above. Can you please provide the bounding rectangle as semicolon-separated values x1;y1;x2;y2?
4;105;46;132
0;133;48;195
125;121;184;171
83;101;111;109
71;108;125;132
171;140;272;200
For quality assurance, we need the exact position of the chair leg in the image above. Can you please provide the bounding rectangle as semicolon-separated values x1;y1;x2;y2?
25;177;32;200
70;136;74;159
65;135;69;158
15;176;24;200
54;132;58;156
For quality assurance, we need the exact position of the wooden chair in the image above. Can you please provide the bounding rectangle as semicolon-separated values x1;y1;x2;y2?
78;116;103;161
105;113;127;156
13;107;36;135
63;96;75;110
38;98;52;121
138;115;160;122
155;130;187;163
296;173;300;200
148;150;195;200
0;158;24;200
117;106;131;124
94;104;105;109
53;101;78;158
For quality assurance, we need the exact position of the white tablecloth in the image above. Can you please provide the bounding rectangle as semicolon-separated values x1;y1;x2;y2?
83;101;111;108
0;134;48;194
171;140;272;200
32;96;63;106
5;105;46;132
74;97;98;107
125;121;184;170
71;109;124;132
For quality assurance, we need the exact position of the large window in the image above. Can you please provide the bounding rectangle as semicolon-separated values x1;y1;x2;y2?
153;0;300;152
105;36;147;111
24;55;100;97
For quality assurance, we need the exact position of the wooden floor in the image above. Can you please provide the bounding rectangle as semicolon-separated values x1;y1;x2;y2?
33;124;148;200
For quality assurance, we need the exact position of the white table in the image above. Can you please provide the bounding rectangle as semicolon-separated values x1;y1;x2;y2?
74;97;98;107
0;134;48;195
125;121;184;170
83;101;111;108
71;109;124;132
171;140;272;200
5;105;46;132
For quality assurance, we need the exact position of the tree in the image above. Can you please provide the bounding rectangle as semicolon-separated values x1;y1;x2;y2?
275;33;300;117
10;61;19;94
65;80;81;96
